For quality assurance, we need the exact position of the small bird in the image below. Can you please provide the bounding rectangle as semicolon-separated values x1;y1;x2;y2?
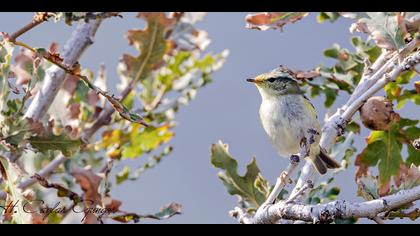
247;67;340;174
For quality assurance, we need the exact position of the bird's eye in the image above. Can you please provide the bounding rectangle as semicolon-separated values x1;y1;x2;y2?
267;78;276;83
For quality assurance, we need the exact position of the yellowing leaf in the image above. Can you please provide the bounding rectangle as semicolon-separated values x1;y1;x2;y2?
355;122;403;196
122;124;173;159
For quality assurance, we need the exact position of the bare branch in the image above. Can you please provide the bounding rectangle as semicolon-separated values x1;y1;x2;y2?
285;180;313;204
232;35;420;224
9;12;52;42
261;155;300;207
0;154;67;200
260;129;317;207
24;19;102;121
231;185;420;224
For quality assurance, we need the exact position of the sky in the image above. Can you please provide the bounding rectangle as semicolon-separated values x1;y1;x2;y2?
1;12;418;224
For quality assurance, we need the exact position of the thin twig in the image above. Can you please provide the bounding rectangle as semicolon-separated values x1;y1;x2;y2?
285;180;313;204
13;40;147;127
144;85;167;112
262;155;300;207
9;12;52;42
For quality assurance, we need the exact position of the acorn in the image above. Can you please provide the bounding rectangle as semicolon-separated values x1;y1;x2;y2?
359;96;399;131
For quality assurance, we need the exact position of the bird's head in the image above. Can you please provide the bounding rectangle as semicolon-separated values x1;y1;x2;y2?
247;67;302;99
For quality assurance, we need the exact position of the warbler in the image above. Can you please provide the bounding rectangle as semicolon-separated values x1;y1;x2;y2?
247;67;340;174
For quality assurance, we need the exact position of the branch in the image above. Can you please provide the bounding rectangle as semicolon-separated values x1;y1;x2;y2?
0;154;67;200
9;12;52;42
15;40;148;127
24;19;102;121
232;185;420;224
262;155;300;207
233;38;420;224
291;44;420;202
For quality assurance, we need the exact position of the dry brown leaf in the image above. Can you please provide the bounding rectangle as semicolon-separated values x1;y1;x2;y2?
71;166;103;205
67;103;81;120
103;197;122;213
48;42;58;55
87;91;100;106
26;118;45;136
245;12;309;31
62;75;80;96
11;48;36;85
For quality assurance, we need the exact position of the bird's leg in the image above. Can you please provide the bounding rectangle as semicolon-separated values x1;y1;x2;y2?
260;153;301;208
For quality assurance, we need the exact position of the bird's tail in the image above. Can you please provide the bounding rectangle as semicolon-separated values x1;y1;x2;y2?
311;148;341;175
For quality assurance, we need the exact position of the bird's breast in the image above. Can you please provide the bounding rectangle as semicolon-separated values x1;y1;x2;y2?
259;95;309;156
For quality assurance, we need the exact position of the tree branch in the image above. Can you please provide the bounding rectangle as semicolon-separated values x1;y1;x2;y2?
24;19;102;121
0;20;103;201
232;185;420;224
232;37;420;224
9;12;52;42
290;49;420;202
0;154;67;200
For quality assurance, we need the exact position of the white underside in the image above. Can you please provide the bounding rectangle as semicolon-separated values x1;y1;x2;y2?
259;93;321;157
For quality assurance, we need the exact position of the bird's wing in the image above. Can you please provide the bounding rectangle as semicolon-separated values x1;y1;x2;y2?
302;95;318;120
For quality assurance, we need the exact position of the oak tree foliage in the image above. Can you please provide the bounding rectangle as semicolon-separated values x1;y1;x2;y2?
0;12;227;224
211;12;420;224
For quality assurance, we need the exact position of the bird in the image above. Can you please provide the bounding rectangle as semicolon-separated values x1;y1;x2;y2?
247;67;340;174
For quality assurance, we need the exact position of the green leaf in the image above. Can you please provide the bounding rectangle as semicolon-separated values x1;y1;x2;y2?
121;124;173;159
28;134;81;157
210;141;269;208
355;122;404;195
317;12;341;23
116;166;130;185
407;145;420;166
331;131;356;168
404;125;420;165
321;186;340;200
324;44;340;58
323;87;337;108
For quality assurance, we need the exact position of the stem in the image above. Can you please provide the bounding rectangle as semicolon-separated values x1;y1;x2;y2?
9;12;52;42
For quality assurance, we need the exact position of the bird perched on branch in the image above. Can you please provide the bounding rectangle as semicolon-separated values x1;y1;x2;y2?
247;67;340;174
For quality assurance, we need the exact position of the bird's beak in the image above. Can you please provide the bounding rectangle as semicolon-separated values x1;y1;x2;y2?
246;76;262;84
